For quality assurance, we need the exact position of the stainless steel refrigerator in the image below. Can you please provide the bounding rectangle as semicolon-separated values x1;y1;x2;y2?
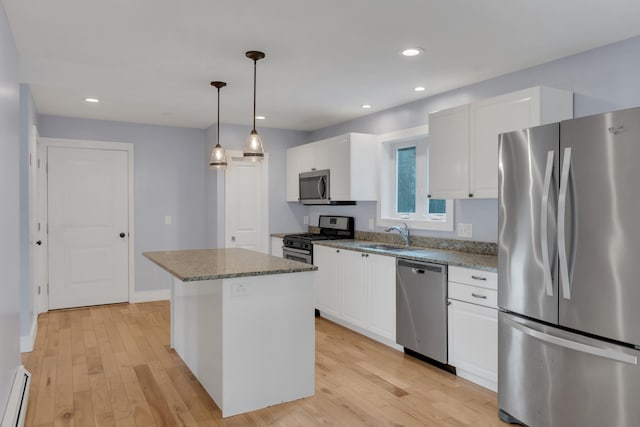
498;107;640;427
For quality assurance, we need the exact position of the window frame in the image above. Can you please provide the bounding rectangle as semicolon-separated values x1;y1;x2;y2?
377;126;454;231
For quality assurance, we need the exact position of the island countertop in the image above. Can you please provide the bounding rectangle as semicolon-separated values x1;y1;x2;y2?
143;248;317;282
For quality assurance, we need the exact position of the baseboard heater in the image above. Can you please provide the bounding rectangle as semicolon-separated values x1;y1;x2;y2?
1;366;31;427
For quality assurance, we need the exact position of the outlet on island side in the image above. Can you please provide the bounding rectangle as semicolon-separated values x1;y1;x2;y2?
303;215;309;225
457;223;473;238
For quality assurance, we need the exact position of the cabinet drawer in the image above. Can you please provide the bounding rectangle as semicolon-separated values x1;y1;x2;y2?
448;282;498;309
448;266;497;290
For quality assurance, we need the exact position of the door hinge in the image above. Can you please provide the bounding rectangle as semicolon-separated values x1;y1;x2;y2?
37;222;40;232
46;223;49;234
37;158;41;168
47;283;49;295
37;286;41;295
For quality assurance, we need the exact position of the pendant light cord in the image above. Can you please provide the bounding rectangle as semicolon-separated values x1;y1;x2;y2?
252;58;257;131
217;86;220;146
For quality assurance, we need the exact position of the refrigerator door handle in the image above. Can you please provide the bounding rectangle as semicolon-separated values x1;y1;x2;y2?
558;147;572;299
540;150;555;297
510;318;638;365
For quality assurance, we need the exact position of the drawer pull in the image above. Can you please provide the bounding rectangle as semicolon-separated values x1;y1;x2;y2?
471;275;487;281
471;293;487;299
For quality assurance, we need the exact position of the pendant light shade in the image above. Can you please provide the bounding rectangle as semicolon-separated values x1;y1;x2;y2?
209;81;228;170
243;50;265;161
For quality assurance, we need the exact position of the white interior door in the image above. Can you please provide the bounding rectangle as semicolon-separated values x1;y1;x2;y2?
48;145;130;309
36;142;49;313
224;151;269;253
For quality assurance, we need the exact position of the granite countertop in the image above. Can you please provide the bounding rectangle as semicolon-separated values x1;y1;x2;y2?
313;240;497;272
270;233;288;238
143;248;317;282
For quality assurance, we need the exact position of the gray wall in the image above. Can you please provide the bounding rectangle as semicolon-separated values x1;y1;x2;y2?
0;2;21;414
204;123;310;247
19;85;37;337
37;116;208;294
306;36;640;243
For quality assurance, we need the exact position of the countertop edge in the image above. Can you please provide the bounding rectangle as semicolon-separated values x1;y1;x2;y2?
313;240;497;272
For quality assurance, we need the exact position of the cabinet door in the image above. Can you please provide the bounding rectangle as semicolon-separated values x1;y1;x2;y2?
368;254;396;340
286;144;314;202
470;88;539;199
314;245;341;317
428;104;470;199
341;249;368;328
324;136;351;201
270;237;283;257
448;299;498;391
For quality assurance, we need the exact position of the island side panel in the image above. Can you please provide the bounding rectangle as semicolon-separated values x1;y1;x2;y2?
171;277;224;406
221;271;316;417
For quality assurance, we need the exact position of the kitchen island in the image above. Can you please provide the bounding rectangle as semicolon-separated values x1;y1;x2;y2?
143;248;317;418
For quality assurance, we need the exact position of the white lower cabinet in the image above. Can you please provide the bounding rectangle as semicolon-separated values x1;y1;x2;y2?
314;245;397;347
447;266;498;391
271;237;283;257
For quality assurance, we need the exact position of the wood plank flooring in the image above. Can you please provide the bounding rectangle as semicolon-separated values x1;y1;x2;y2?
22;301;504;426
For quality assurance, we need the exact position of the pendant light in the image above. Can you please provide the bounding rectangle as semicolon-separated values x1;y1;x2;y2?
209;81;228;170
243;50;265;161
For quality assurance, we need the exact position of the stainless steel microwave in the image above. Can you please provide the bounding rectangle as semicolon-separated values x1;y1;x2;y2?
298;169;356;205
299;169;330;204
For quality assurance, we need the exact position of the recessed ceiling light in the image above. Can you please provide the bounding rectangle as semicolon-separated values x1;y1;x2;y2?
414;86;426;92
255;115;266;120
85;98;100;103
361;104;372;109
401;48;423;57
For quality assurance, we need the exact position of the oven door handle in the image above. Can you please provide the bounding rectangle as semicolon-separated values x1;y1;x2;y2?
283;247;310;255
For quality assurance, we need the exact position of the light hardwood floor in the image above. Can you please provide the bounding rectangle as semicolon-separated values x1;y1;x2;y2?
22;301;504;426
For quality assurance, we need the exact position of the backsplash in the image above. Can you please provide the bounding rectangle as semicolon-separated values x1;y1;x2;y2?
308;227;497;256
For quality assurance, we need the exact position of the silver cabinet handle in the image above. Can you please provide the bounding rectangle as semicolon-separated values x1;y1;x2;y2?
540;150;555;297
510;318;637;365
471;293;487;299
471;275;487;281
558;147;572;299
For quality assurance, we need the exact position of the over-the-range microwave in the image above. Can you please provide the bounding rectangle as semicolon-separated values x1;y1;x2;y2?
298;169;355;205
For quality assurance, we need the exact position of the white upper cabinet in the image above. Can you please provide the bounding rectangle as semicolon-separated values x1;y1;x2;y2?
286;133;377;202
429;86;573;199
428;104;470;199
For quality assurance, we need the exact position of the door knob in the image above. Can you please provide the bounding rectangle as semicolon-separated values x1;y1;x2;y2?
119;232;126;238
36;240;42;246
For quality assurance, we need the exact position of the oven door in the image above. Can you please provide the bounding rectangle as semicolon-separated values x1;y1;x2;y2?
283;247;312;264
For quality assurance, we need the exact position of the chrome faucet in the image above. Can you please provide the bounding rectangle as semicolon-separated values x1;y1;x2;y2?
385;222;410;246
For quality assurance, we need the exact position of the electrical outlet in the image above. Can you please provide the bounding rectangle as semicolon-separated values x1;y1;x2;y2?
368;218;374;229
232;283;248;297
303;216;309;225
457;223;473;238
165;215;172;225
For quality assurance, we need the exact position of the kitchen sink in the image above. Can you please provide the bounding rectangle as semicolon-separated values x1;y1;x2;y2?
356;243;421;252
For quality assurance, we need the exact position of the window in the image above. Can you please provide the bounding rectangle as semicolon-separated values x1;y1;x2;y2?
377;126;454;231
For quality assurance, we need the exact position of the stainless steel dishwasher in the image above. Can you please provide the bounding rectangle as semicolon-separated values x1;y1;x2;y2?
396;258;447;364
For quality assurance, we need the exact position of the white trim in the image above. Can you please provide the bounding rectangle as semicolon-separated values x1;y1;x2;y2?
19;314;38;353
376;125;454;231
1;366;30;427
130;289;170;303
39;138;135;310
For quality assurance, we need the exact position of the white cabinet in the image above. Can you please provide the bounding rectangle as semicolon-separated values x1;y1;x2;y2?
429;86;573;199
286;133;377;202
341;250;368;328
314;245;341;318
314;246;397;346
270;237;283;257
447;266;498;391
428;105;470;199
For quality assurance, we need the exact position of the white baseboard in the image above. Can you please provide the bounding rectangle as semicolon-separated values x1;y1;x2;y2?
20;315;38;353
1;366;30;427
130;289;170;303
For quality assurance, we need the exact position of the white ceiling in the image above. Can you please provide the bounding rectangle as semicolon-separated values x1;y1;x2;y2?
4;0;640;131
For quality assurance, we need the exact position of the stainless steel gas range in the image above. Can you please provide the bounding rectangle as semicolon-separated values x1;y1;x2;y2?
282;215;354;264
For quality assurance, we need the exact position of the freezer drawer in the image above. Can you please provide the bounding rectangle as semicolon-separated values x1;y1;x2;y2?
499;312;640;427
